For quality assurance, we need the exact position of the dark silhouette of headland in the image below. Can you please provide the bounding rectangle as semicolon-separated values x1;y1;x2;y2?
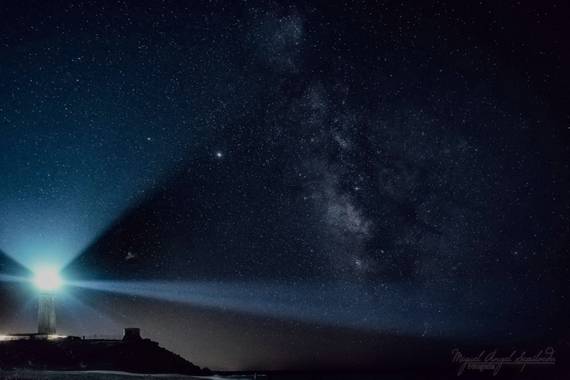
0;328;208;375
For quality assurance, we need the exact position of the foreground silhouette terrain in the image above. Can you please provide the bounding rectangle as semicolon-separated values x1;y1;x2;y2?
0;334;206;375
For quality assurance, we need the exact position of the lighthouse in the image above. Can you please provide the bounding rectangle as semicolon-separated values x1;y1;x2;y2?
33;267;62;336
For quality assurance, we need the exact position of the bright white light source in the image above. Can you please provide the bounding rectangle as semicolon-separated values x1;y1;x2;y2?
33;267;62;292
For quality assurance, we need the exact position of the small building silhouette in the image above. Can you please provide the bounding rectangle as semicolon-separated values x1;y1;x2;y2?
123;328;142;341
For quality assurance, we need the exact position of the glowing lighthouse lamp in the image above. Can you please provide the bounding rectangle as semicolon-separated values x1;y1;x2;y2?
34;267;62;292
33;267;63;338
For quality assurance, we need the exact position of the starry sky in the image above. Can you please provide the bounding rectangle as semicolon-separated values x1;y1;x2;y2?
0;0;569;372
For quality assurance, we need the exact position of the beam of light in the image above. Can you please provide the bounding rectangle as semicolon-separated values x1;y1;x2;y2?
0;196;140;276
0;273;27;283
67;279;545;340
0;156;197;275
68;280;382;331
0;144;194;274
0;202;104;272
67;279;490;338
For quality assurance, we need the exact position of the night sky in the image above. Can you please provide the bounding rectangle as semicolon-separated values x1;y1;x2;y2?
0;0;569;372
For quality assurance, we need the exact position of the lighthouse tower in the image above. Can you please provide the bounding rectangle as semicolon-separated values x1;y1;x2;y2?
38;291;56;335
